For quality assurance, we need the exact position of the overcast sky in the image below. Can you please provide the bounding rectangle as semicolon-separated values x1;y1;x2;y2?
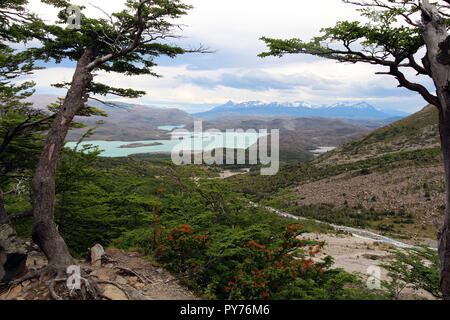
21;0;434;113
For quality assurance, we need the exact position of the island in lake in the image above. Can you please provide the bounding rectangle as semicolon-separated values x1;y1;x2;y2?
119;142;163;148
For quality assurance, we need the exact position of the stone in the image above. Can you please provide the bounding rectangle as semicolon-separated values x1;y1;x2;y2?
128;276;137;284
115;275;128;285
134;282;145;290
90;244;104;267
90;268;114;281
0;224;27;283
127;287;150;300
102;284;128;300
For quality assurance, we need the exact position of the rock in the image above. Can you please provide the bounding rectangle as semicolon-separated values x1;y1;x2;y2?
127;287;150;300
25;252;47;269
128;276;137;284
134;282;145;289
0;224;27;283
115;275;128;285
102;284;128;300
90;244;104;267
90;268;115;281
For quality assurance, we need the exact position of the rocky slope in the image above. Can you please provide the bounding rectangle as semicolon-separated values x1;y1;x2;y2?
270;105;444;242
315;105;439;166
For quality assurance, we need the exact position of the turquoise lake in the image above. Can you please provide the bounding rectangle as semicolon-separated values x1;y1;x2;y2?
65;130;268;157
157;124;186;131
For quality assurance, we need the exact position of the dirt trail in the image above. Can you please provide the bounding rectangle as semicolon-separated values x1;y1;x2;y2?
302;233;435;300
0;247;196;300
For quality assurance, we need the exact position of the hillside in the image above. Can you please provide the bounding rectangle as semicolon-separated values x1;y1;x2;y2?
232;105;444;244
27;94;198;141
315;105;440;166
202;117;371;161
69;104;197;141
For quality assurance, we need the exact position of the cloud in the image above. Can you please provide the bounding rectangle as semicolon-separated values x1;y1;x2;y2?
177;70;341;91
18;0;433;114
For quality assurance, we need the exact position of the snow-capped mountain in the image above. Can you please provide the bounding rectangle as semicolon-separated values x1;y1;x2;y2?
192;101;409;120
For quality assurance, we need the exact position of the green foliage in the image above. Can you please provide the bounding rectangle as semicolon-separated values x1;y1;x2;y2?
31;0;192;100
231;147;442;201
0;0;50;198
154;225;211;280
259;1;422;63
380;246;441;299
225;225;331;300
259;0;439;112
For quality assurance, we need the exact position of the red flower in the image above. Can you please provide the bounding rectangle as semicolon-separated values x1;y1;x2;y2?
262;291;268;297
228;281;235;286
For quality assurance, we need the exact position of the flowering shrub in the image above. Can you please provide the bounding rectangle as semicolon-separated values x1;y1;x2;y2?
226;224;332;299
154;224;211;279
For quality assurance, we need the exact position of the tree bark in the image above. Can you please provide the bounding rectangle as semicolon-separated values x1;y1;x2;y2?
0;186;6;221
30;47;95;269
438;114;450;299
421;0;450;299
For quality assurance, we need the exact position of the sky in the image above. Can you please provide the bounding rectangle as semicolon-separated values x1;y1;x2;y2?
19;0;435;114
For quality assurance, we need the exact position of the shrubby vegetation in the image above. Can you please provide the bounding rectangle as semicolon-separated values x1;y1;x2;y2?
231;147;442;201
380;247;441;300
3;141;387;299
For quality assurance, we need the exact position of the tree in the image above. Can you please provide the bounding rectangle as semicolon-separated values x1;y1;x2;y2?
0;0;55;224
380;246;441;299
23;0;205;277
259;0;450;299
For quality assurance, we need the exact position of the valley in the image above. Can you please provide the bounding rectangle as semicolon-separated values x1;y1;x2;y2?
3;0;450;304
231;105;444;247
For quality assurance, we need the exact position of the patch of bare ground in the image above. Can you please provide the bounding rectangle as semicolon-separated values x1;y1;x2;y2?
301;233;435;300
293;165;445;236
0;246;196;300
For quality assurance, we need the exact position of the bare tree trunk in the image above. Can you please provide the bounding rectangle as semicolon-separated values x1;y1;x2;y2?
31;47;95;269
421;0;450;299
438;114;450;299
0;186;6;221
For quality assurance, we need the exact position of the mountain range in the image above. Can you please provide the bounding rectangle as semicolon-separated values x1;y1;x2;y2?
193;100;409;121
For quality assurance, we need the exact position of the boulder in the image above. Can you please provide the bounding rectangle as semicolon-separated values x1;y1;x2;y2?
102;284;128;300
90;244;104;267
90;268;115;281
0;224;27;283
127;287;151;300
115;275;128;285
